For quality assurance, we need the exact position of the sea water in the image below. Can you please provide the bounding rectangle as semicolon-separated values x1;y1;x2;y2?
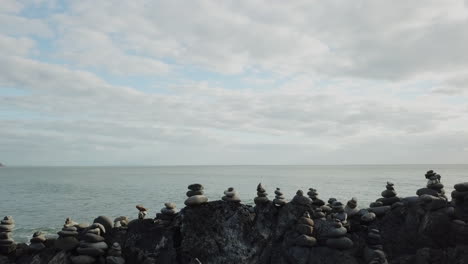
0;164;467;242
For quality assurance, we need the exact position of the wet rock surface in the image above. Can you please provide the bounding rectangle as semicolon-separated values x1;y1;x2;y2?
2;172;468;263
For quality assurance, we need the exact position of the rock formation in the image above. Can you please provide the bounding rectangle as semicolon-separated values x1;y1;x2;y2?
114;216;129;228
344;197;359;217
273;187;287;206
72;222;108;263
0;216;15;254
331;201;348;226
364;229;388;264
294;212;317;247
417;170;446;198
324;219;353;250
292;190;312;205
29;231;46;252
156;202;179;224
106;242;125;264
452;182;468;222
308;188;325;207
55;218;80;251
254;183;269;205
376;182;401;206
222;187;241;202
185;183;208;206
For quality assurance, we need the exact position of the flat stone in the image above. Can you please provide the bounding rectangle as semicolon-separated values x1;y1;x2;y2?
296;224;314;236
79;241;108;250
417;188;439;197
368;206;391;216
76;223;90;230
222;195;241;202
324;226;347;238
76;247;105;256
58;230;79;237
379;196;401;206
361;212;376;223
55;236;79;251
298;217;314;226
30;235;46;243
70;255;96;264
369;202;383;208
292;194;312;205
93;216;113;233
87;228;100;235
187;190;204;197
0;238;14;245
326;237;353;250
274;188;283;195
161;208;178;215
454;183;468;192
256;192;268;197
83;233;105;243
106;256;125;264
29;242;46;251
89;223;106;235
452;190;468;199
273;199;287;206
0;233;11;239
254;196;269;204
188;183;204;191
63;226;78;232
165;202;176;209
294;234;317;247
184;195;208;206
0;224;13;232
428;183;444;190
345;207;359;217
321;205;332;213
381;189;397;198
312;199;325;207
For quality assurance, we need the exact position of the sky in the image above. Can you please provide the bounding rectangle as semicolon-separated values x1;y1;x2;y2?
1;0;468;166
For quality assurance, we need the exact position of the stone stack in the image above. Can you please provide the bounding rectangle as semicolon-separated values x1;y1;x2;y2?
312;208;326;220
360;209;377;224
321;198;337;214
293;212;317;247
55;218;80;251
308;188;325;207
185;184;208;206
136;205;148;220
106;242;125;264
331;201;348;226
292;190;312;205
344;197;359;217
0;216;16;254
364;229;388;264
222;187;241;202
254;183;269;205
156;203;178;223
452;182;468;221
416;170;446;198
324;219;354;250
72;223;108;264
29;231;46;252
273;188;287;206
376;182;400;206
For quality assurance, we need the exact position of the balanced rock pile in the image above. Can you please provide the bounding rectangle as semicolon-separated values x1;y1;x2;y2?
185;184;208;206
29;231;46;251
308;188;325;207
344;197;359;217
312;208;326;220
273;188;287;206
364;229;388;264
331;201;348;226
452;182;468;221
156;203;178;223
377;182;400;206
254;183;269;205
0;216;15;254
136;205;148;220
293;212;316;247
324;219;353;250
417;170;446;198
322;198;337;214
222;187;241;202
292;190;312;205
55;218;80;251
106;242;125;264
72;223;108;264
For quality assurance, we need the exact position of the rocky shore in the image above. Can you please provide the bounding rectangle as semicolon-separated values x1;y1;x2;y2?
1;170;468;264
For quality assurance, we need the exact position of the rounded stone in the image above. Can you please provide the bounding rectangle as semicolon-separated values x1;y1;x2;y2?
58;230;79;237
165;202;176;209
0;233;11;239
381;190;396;198
84;233;105;243
296;224;314;236
161;208;178;215
106;256;125;264
298;217;314;226
0;238;14;245
326;237;353;250
187;190;204;197
369;202;383;208
254;196;269;204
79;241;108;250
312;199;325;207
417;188;439;197
368;206;391;216
184;195;208;206
188;183;204;191
429;183;444;190
29;242;45;251
77;247;105;256
454;183;468;192
222;195;241;202
93;216;113;233
379;196;401;206
87;228;100;235
0;224;13;232
452;190;468;199
55;236;79;251
325;226;347;238
63;226;78;232
76;223;90;230
89;223;106;235
273;199;287;206
70;255;96;264
294;234;317;247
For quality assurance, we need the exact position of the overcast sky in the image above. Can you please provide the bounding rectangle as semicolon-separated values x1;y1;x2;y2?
1;0;468;165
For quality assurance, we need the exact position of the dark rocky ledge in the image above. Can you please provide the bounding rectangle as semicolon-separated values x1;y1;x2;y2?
1;170;468;264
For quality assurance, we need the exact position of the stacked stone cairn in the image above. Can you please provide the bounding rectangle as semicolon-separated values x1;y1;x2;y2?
185;184;208;206
308;188;325;207
364;229;388;264
136;205;148;220
222;187;241;202
55;218;80;251
331;201;348;227
452;183;468;222
292;190;312;205
376;182;401;206
293;212;317;247
345;197;359;217
0;216;16;254
72;223;108;264
29;231;46;252
156;203;178;224
360;209;377;224
106;242;125;264
417;170;446;198
312;208;326;220
254;183;269;205
322;198;336;214
273;188;287;206
324;219;353;250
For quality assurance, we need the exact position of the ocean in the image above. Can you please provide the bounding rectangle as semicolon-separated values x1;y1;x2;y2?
0;164;467;243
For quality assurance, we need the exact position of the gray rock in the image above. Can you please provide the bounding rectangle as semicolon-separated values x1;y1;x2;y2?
165;202;177;209
29;242;45;251
106;256;125;264
188;183;204;191
55;236;79;251
76;247;105;256
185;195;208;206
93;215;113;233
83;233;105;242
454;182;468;192
70;255;96;264
292;190;312;205
79;241;108;250
368;206;391;216
0;224;13;232
294;234;317;247
187;190;204;196
58;230;79;237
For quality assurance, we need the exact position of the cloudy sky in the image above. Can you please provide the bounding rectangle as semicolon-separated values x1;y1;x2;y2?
1;0;468;165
